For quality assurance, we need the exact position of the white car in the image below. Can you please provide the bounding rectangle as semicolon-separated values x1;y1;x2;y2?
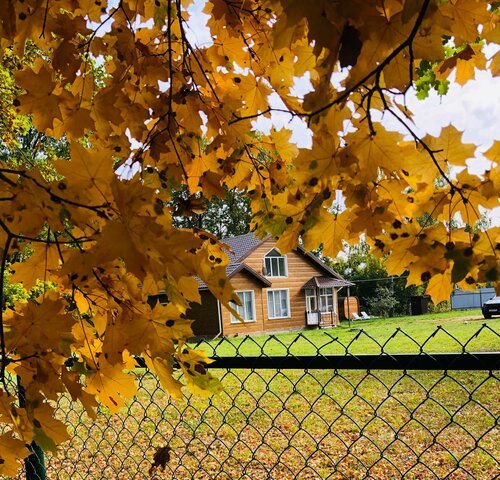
482;296;500;319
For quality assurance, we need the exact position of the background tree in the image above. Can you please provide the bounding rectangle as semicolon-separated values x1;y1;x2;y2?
172;187;251;238
331;241;387;310
371;285;400;318
0;0;499;474
331;241;421;316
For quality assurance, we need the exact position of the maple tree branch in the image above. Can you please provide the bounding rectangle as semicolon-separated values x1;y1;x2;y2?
176;0;189;68
117;2;134;35
229;0;431;126
229;107;285;125
27;175;110;212
363;89;377;137
42;227;51;295
75;311;100;371
0;225;93;246
168;131;190;186
40;0;50;39
1;168;110;213
78;3;121;52
63;228;88;252
7;353;39;364
244;145;268;183
406;42;416;96
92;269;123;306
133;1;185;163
187;46;221;103
175;2;221;103
381;104;465;201
71;284;92;311
0;233;12;392
167;0;174;125
0;170;23;187
308;0;432;119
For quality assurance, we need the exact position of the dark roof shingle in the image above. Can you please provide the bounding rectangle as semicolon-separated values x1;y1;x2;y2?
221;232;267;263
302;276;354;289
198;262;271;290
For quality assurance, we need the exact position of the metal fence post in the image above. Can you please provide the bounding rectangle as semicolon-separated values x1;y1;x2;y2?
17;377;46;480
24;444;46;480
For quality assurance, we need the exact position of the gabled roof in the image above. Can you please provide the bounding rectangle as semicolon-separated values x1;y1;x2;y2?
221;232;348;281
302;276;354;289
221;232;265;263
198;262;271;290
297;246;345;280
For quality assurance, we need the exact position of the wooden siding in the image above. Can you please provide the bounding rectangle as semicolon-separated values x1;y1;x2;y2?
221;270;266;336
226;237;339;333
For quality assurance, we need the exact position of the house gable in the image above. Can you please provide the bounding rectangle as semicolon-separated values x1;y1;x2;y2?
222;233;349;283
242;236;334;283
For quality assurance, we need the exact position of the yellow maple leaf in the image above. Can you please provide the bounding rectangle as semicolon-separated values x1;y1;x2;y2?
177;346;222;398
55;142;116;199
343;123;406;184
30;403;70;453
145;355;184;399
491;50;500;77
0;434;30;478
439;0;491;44
425;270;454;305
435;44;486;86
231;73;272;115
423;124;476;168
484;141;500;165
302;208;354;258
85;360;137;414
269;128;299;163
10;243;60;289
14;59;62;131
116;302;192;358
5;292;74;357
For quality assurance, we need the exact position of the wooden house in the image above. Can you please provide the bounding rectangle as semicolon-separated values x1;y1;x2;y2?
185;233;354;338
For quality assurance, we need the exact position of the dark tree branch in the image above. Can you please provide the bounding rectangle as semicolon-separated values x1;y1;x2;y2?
0;234;13;392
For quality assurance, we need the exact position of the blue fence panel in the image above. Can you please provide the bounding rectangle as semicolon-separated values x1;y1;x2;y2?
451;287;496;310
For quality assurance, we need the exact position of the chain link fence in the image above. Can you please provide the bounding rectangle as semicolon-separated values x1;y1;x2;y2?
5;322;500;479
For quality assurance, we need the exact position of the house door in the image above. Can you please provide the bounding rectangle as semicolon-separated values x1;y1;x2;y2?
306;294;317;312
305;289;319;325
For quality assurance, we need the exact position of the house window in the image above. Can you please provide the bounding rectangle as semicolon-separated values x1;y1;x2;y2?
230;290;256;323
267;289;290;319
264;249;287;277
319;287;333;312
305;288;317;312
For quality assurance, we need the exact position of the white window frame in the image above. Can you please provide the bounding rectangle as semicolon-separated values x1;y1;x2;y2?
267;288;290;319
264;248;288;278
319;287;334;313
230;290;256;324
305;288;317;312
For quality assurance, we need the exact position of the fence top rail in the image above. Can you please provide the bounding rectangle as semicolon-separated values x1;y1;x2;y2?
188;323;500;361
208;352;500;370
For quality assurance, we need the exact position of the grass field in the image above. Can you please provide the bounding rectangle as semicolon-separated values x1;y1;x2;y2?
193;310;500;357
25;313;500;479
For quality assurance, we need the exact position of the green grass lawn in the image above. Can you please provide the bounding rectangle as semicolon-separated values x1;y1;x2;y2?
192;310;500;357
35;309;500;480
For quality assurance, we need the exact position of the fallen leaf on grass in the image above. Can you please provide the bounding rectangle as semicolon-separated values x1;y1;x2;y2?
148;445;171;477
